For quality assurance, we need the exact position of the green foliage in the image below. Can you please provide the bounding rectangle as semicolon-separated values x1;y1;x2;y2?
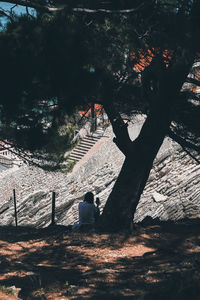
58;123;77;138
31;123;78;170
65;160;76;173
0;13;96;151
0;9;135;160
0;285;15;295
64;280;70;288
0;1;200;161
44;124;77;158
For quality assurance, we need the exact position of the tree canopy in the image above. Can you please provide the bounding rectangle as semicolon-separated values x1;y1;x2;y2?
0;0;200;230
0;0;199;152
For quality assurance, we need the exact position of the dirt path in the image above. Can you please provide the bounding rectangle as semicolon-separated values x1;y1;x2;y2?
0;220;200;299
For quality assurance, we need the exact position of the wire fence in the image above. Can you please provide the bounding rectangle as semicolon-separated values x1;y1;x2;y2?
0;189;57;228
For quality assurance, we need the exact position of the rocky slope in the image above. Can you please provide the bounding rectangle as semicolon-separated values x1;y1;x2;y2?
0;122;199;228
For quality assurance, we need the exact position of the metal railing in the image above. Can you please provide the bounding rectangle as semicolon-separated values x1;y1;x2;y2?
0;190;57;228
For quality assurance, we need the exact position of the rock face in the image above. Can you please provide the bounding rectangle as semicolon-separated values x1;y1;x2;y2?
135;151;200;222
152;192;168;203
0;121;199;228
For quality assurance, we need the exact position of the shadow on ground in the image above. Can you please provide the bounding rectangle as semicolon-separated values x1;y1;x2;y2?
0;219;200;299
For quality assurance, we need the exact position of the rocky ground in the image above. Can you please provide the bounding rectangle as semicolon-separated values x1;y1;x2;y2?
0;121;199;228
0;122;200;299
1;219;200;299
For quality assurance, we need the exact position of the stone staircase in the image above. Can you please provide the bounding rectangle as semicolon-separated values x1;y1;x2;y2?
69;128;104;162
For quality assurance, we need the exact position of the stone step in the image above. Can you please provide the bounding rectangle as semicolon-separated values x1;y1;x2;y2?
80;138;97;144
68;157;79;162
71;144;94;153
71;148;85;154
69;153;83;160
71;149;88;155
78;139;98;147
77;141;96;147
77;144;92;150
84;135;100;140
81;140;94;146
68;127;105;162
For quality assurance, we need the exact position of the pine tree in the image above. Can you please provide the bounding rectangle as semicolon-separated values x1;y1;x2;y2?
0;0;200;231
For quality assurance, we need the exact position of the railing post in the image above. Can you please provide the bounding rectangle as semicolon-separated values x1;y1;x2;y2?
91;103;96;132
51;192;56;226
13;189;18;227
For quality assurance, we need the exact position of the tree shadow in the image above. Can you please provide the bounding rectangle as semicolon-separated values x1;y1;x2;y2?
0;220;200;299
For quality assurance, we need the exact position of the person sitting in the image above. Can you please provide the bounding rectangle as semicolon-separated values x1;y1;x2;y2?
72;192;96;231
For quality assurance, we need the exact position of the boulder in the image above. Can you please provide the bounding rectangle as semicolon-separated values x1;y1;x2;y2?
152;191;168;202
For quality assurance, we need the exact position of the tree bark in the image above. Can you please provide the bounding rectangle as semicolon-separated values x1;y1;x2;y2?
100;55;195;232
100;105;170;231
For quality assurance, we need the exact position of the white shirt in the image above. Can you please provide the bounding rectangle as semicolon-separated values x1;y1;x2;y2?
78;201;96;225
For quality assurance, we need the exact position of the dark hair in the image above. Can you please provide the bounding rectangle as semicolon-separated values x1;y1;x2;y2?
84;192;94;204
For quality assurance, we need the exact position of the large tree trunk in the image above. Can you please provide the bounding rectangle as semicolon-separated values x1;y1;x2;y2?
100;107;170;231
100;54;195;232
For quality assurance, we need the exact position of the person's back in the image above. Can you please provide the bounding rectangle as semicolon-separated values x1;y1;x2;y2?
78;201;96;225
72;191;97;231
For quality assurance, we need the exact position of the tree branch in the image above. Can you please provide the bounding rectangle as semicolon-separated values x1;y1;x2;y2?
0;0;146;14
25;0;33;17
186;77;200;86
0;8;14;20
0;138;58;168
0;139;37;165
0;0;62;12
181;145;200;164
168;129;200;164
103;102;132;156
73;3;146;14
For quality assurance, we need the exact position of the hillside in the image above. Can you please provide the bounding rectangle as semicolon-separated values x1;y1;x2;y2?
0;121;200;299
0;120;199;228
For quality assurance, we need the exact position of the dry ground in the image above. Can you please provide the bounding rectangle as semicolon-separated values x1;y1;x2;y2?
0;219;200;299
